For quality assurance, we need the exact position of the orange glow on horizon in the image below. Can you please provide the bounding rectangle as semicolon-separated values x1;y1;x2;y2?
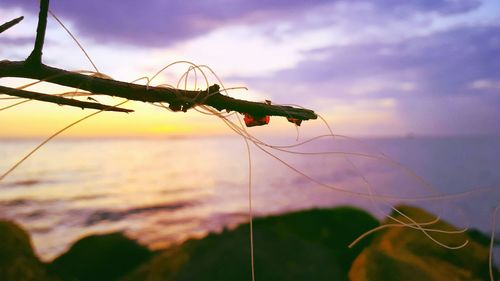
0;98;232;138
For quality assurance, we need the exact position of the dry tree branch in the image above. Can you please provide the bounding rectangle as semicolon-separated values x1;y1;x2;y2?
0;61;317;120
26;0;49;65
0;0;317;121
0;85;132;112
0;16;24;34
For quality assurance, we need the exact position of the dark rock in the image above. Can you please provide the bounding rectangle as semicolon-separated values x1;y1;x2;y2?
0;220;54;281
467;228;500;247
349;205;497;281
49;232;153;281
122;207;379;281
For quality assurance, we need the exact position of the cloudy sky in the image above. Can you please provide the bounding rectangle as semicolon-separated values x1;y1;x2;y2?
0;0;499;137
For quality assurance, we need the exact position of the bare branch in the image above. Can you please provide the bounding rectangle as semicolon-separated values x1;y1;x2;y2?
26;0;50;65
0;85;133;113
0;0;317;122
0;16;24;34
0;61;317;120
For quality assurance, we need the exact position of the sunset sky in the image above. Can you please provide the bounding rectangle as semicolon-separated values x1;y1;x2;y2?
0;0;499;137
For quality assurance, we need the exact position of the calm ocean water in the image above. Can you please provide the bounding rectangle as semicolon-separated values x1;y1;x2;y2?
0;135;499;261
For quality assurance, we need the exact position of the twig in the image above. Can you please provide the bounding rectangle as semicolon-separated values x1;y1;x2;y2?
26;0;50;65
0;61;317;120
0;0;317;121
0;16;24;34
0;85;133;113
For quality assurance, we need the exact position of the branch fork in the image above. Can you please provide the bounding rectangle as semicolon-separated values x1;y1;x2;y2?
0;0;317;121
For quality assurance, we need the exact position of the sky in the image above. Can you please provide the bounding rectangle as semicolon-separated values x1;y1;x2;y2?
0;0;499;137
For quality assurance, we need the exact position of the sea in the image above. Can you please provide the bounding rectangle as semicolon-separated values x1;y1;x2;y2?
0;135;499;262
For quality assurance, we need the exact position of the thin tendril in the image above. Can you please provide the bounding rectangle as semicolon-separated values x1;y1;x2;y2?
0;100;129;182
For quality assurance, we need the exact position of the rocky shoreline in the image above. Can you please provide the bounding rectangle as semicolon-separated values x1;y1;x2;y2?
0;206;496;281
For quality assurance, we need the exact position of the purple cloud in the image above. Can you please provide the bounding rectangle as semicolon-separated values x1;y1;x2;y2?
1;0;481;46
257;24;500;98
0;36;34;46
237;24;500;135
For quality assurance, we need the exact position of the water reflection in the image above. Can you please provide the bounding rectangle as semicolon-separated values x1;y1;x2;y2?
0;136;498;261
